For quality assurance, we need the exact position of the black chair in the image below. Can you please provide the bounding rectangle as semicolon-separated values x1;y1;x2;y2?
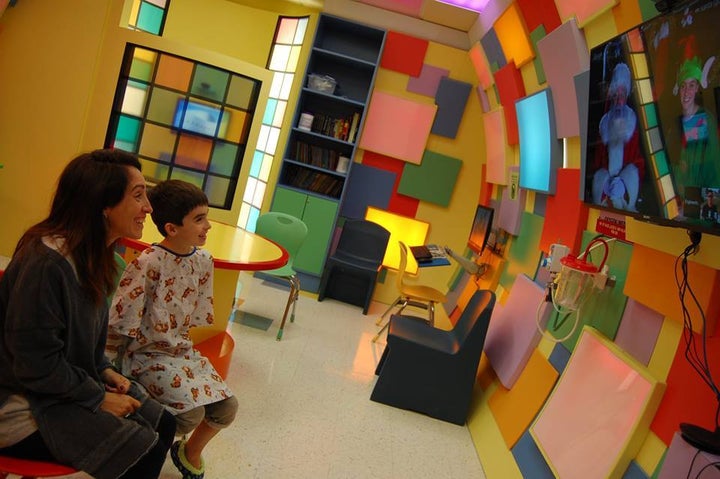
317;219;390;314
370;289;496;425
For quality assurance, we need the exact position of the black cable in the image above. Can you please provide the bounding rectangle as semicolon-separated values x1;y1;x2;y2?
675;232;720;430
693;460;720;478
688;449;701;479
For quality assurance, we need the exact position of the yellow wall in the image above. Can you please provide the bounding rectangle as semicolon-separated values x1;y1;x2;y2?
0;0;317;256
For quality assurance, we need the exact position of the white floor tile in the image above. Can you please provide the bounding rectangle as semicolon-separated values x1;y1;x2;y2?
160;272;487;479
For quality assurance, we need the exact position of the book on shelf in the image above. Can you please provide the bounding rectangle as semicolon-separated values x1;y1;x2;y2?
307;112;358;142
348;112;360;143
293;140;341;170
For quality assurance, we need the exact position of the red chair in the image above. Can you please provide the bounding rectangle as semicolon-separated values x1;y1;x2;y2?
0;455;78;478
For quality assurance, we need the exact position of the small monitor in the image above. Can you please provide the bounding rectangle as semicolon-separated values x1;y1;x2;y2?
172;98;227;137
467;204;495;255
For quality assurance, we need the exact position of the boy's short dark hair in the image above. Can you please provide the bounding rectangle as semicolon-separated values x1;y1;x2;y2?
148;180;208;237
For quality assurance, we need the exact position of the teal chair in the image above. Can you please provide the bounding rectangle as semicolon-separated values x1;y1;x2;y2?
255;212;309;340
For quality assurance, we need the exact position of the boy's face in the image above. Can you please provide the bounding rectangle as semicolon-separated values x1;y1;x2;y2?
167;204;211;250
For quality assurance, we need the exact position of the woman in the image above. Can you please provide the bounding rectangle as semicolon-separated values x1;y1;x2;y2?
0;149;176;479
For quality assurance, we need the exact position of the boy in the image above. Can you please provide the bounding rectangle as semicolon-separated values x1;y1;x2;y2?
107;180;237;479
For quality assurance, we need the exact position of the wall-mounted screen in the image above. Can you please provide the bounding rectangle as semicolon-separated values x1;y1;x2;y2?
517;88;562;194
172;98;228;137
583;0;720;236
468;204;495;255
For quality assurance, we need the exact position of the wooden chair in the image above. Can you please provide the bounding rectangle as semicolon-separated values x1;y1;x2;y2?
372;241;447;342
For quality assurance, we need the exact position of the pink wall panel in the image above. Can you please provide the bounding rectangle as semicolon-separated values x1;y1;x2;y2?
614;299;663;366
536;18;589;138
531;327;664;479
358;90;436;164
485;274;551;389
406;63;449;97
482;108;509;185
468;42;493;89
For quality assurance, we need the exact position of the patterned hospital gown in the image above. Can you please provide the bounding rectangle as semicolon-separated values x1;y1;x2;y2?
108;245;233;414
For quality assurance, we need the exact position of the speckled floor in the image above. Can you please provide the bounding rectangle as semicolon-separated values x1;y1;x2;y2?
158;272;486;479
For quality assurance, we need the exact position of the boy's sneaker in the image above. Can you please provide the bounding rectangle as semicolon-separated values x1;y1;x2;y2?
170;440;205;479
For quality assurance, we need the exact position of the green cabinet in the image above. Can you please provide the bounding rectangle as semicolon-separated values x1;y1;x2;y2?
272;186;338;275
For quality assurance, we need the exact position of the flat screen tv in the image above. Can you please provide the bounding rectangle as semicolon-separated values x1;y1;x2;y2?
583;0;720;236
468;204;494;255
172;98;228;137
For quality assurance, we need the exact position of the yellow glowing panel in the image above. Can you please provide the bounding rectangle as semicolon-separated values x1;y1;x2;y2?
636;78;653;104
494;4;534;68
630;53;648;79
259;153;273;181
288;46;302;72
364;206;429;274
223;108;249;144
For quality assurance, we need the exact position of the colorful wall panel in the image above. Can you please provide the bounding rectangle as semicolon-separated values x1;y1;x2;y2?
358;91;437;164
469;42;493;89
484;273;552;389
340;162;395;219
380;30;428;76
397;150;462;207
361;151;420;217
493;62;525;145
431;77;472;139
494;3;534;68
555;0;618;27
536;18;589;139
531;327;665;479
483;108;510;185
407;63;449;97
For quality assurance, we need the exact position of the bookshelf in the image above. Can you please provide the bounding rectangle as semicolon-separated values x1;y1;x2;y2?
271;14;385;287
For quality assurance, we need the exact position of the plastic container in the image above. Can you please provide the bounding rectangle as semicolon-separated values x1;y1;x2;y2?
307;74;337;94
553;238;608;310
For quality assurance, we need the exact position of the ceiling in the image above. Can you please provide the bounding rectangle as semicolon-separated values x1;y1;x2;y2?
239;0;482;32
351;0;481;32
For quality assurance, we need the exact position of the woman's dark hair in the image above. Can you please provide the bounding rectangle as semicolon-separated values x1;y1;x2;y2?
14;149;142;305
148;180;208;237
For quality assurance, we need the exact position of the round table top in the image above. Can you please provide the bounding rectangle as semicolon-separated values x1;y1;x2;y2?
122;219;288;271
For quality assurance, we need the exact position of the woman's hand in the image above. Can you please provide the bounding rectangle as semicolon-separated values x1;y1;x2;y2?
101;391;141;418
101;367;131;394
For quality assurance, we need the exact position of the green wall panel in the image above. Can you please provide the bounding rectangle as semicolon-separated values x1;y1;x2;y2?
499;212;544;291
397;150;462;207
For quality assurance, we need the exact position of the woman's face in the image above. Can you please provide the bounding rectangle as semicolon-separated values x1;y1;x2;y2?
104;167;152;244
